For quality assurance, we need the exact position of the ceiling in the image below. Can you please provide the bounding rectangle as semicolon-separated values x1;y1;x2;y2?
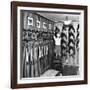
37;12;80;23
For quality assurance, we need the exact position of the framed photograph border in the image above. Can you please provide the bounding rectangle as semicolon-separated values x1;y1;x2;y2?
11;1;88;89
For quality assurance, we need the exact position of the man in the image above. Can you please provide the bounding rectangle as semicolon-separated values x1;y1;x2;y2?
54;33;61;58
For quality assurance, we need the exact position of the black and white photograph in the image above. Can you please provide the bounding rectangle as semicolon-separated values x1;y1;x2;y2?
19;8;82;80
11;1;87;88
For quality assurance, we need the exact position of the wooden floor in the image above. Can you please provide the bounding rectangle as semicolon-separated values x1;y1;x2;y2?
40;65;79;77
40;69;59;77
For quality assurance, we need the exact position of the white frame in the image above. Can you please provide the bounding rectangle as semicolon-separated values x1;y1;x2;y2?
17;6;84;84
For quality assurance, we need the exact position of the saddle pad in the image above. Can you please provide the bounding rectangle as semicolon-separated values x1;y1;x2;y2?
40;69;59;77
